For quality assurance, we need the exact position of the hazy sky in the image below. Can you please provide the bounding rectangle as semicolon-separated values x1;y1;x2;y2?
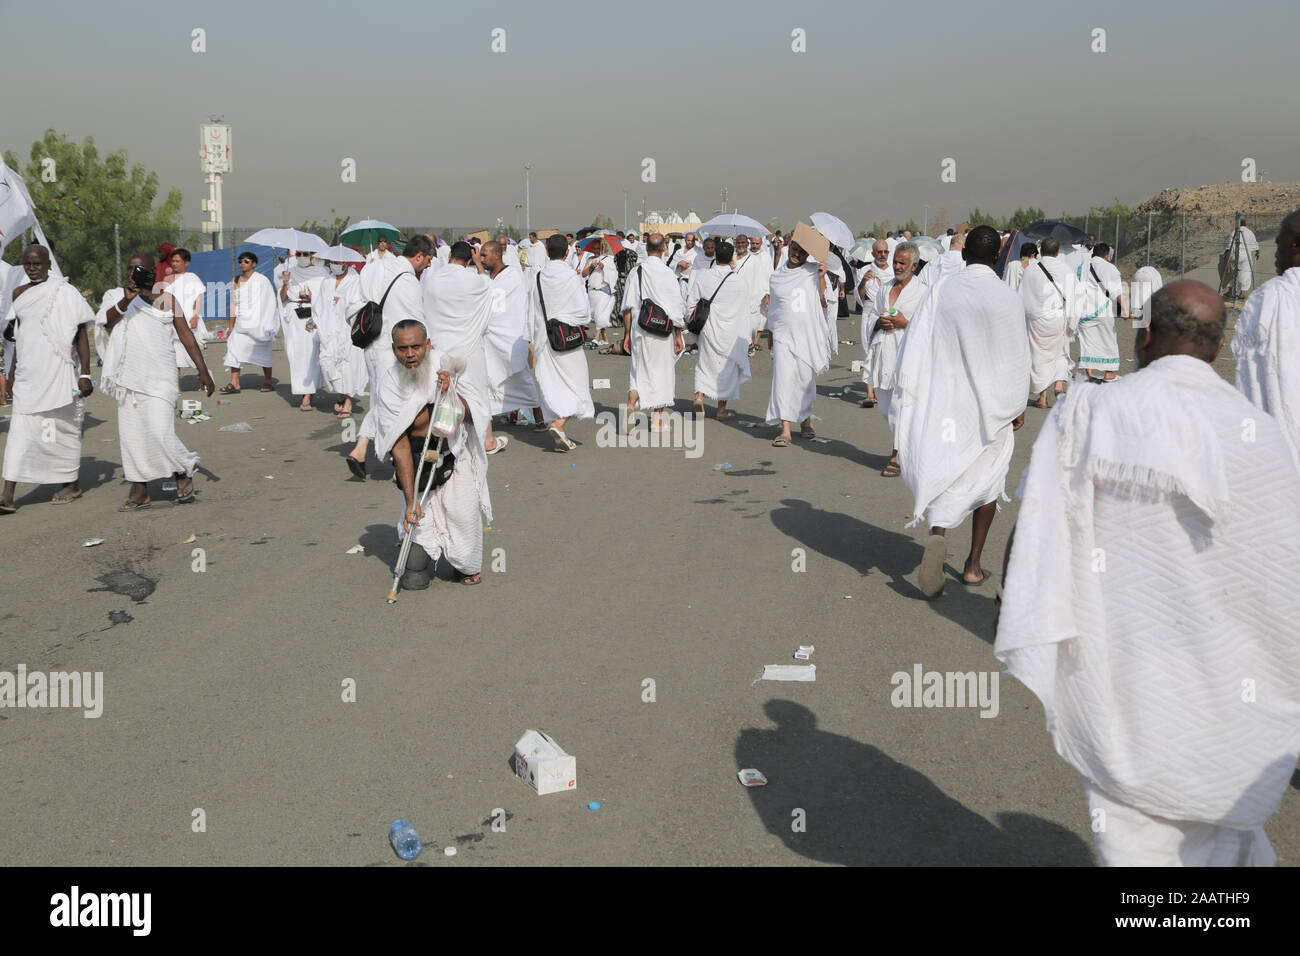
4;0;1295;234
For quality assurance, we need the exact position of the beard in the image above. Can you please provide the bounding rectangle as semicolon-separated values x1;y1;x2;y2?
397;355;437;398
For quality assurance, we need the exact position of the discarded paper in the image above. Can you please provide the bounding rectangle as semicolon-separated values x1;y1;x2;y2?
346;545;364;554
82;538;104;548
753;664;816;686
219;422;253;433
514;729;577;795
738;769;768;788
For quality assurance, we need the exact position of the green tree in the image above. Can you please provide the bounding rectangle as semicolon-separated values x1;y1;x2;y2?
4;130;182;297
297;210;351;244
592;213;615;231
966;208;1006;231
1087;198;1131;220
1006;207;1046;231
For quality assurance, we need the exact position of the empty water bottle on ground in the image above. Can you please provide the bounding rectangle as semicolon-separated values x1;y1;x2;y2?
389;820;422;861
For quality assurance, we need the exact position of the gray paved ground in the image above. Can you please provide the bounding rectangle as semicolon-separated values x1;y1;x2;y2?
1;308;1296;866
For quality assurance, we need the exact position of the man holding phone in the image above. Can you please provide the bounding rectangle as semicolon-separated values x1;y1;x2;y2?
99;253;215;510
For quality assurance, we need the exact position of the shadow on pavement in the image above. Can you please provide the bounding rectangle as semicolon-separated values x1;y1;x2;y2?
736;700;1094;866
770;498;999;645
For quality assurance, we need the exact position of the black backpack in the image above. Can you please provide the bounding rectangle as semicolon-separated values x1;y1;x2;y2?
686;271;733;335
350;272;407;349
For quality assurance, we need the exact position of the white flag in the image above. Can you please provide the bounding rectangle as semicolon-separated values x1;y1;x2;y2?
0;158;61;277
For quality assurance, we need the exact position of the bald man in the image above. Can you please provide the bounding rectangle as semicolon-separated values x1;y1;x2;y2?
1233;209;1300;467
1;245;96;513
997;280;1300;867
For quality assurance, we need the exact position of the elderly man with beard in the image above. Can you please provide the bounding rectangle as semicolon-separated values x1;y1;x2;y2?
866;241;926;475
374;320;490;589
856;239;893;407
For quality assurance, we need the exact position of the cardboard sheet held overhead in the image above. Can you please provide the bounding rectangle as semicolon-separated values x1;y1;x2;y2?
791;221;830;263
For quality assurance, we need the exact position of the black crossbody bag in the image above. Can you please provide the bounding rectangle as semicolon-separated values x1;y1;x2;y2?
351;272;406;349
686;271;734;335
537;274;587;352
635;266;673;337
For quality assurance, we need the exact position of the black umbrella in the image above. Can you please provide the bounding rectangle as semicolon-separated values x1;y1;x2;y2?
575;226;601;240
1019;220;1087;245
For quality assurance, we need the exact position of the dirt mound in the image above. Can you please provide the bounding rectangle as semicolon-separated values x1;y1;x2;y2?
1135;182;1300;218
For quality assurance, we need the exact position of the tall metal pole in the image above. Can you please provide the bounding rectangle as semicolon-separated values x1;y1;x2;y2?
1113;214;1119;262
1180;213;1186;278
114;223;121;287
923;205;929;234
623;191;627;233
1146;212;1152;266
524;165;532;233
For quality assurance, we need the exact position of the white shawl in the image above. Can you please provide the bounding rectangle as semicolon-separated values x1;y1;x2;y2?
486;264;531;387
5;277;95;415
1233;267;1300;468
422;262;494;433
766;260;829;376
102;297;180;404
893;265;1030;525
996;356;1300;827
231;272;279;342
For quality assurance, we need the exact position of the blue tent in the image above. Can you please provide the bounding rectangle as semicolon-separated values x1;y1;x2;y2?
187;243;278;327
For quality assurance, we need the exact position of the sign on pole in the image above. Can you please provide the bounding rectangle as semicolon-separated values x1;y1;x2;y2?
200;125;232;174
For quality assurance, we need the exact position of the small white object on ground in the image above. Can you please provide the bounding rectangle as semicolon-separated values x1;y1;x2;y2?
592;378;610;389
738;769;768;787
219;422;253;433
346;545;364;554
753;664;816;685
444;846;457;857
794;645;814;661
82;538;104;548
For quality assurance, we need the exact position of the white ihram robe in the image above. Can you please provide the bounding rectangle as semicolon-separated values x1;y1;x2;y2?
1074;256;1123;374
486;265;540;415
893;265;1030;528
996;356;1300;866
1;278;96;484
311;271;367;398
866;276;925;426
223;272;279;371
168;271;208;368
102;297;199;482
585;255;618;331
1233;266;1300;468
1019;256;1076;393
352;256;424;440
526;260;595;422
689;266;752;402
765;260;829;425
277;257;327;395
620;258;685;410
373;356;492;576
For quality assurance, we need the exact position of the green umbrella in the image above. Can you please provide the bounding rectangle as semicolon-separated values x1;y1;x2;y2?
338;219;402;250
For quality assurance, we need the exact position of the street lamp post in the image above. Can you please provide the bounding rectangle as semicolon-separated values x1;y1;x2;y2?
524;164;532;233
923;205;929;235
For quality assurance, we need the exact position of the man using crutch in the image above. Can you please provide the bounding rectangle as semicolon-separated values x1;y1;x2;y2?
374;320;491;595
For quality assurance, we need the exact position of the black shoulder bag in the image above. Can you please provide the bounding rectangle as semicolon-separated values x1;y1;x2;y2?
686;271;733;335
350;272;406;349
635;266;672;337
537;274;587;352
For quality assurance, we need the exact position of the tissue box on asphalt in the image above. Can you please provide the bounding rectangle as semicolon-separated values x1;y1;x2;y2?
514;729;577;795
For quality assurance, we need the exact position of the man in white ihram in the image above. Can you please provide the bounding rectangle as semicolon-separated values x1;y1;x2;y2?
1233;209;1300;466
620;233;685;433
689;239;751;420
344;235;434;479
1;244;96;513
481;240;542;448
1019;237;1075;409
1225;218;1260;298
766;238;829;447
374;319;490;589
996;280;1300;866
527;234;595;451
893;227;1030;597
101;252;216;511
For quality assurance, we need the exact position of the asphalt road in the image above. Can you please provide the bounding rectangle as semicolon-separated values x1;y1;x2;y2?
1;309;1295;866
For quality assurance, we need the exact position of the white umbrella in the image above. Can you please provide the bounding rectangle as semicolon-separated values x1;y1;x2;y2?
698;213;767;238
910;237;943;262
243;227;328;254
339;219;399;235
810;212;853;252
319;244;366;263
848;238;876;261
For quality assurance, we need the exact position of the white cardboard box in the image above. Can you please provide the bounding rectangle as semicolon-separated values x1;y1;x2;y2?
514;729;577;795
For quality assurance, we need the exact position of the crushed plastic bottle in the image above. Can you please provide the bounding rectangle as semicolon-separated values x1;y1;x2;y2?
389;820;422;861
712;463;734;471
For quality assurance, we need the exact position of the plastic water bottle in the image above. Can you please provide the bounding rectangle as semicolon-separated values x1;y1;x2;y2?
389;820;422;861
72;389;86;427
